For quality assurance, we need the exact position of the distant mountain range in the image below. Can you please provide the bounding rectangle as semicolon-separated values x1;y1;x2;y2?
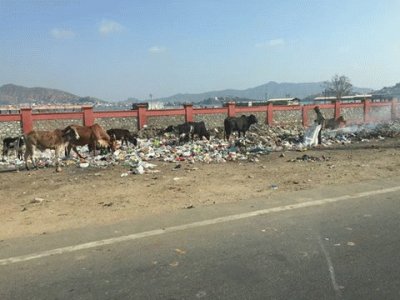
0;84;105;105
155;81;373;103
1;81;397;106
374;82;400;97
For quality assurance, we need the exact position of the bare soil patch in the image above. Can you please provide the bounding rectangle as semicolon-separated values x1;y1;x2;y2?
1;138;400;240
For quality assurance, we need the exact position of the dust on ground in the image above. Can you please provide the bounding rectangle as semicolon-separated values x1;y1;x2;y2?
1;138;400;240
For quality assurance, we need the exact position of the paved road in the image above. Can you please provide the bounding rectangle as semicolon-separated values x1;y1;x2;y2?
1;178;400;300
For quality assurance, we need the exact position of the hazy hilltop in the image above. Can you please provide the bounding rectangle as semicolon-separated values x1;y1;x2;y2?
156;81;373;103
0;84;104;105
374;82;400;97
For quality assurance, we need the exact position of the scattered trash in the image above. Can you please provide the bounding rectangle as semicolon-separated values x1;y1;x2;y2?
175;248;187;255
271;184;279;190
3;120;400;172
30;197;44;204
134;165;145;175
290;154;330;162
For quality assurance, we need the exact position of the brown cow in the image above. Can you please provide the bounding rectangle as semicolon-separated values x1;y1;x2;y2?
24;127;80;171
325;116;346;130
65;123;116;159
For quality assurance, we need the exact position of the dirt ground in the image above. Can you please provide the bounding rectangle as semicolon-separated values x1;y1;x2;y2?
1;138;400;240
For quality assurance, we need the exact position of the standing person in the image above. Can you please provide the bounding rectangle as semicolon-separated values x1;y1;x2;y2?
314;106;325;145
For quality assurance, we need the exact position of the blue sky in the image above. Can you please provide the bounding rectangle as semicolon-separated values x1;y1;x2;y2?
1;0;399;101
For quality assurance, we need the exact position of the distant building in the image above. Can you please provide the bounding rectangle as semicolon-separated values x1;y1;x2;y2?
314;94;373;104
131;102;164;110
266;97;300;105
312;94;395;104
148;102;164;110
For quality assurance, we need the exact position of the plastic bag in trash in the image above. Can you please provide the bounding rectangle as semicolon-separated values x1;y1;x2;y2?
303;124;321;147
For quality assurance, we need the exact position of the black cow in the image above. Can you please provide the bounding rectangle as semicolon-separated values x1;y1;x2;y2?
2;136;25;159
106;128;137;147
224;114;258;140
165;121;210;143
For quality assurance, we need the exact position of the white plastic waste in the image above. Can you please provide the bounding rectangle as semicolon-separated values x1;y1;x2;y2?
303;124;321;147
134;165;145;174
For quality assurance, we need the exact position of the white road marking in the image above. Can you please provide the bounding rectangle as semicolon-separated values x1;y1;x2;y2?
1;185;400;266
318;236;343;299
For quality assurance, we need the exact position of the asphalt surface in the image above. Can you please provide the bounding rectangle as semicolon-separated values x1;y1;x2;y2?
1;178;400;300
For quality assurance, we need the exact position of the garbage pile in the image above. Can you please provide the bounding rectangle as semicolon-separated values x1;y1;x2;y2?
2;120;400;173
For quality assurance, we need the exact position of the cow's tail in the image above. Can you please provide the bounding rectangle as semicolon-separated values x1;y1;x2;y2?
223;119;229;141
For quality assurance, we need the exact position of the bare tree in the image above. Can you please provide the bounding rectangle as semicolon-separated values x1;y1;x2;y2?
324;74;353;101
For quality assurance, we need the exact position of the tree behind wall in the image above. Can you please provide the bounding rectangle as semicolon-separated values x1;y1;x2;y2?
324;75;353;101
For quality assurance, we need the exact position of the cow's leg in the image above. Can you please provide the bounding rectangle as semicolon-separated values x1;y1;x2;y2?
224;128;231;141
71;146;86;159
55;147;59;167
2;144;8;157
24;147;30;170
54;147;62;172
25;144;36;170
92;142;97;156
65;144;72;157
226;131;230;141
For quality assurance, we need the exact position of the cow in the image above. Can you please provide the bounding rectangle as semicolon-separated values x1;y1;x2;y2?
164;121;210;143
106;128;137;147
24;127;80;171
325;116;346;130
224;114;258;140
2;136;25;160
65;124;116;159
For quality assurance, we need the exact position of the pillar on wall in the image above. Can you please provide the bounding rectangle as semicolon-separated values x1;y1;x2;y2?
20;107;33;133
391;98;398;120
334;101;341;119
184;103;194;122
137;104;147;129
363;99;371;123
227;102;236;117
82;105;94;126
302;105;309;127
267;103;273;125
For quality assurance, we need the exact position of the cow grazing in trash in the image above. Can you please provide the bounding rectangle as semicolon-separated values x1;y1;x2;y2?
106;128;137;147
2;136;25;160
24;127;80;171
165;121;210;143
325;116;346;130
65;124;116;159
224;114;258;140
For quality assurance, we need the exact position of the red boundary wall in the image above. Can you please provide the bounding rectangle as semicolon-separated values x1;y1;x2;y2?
0;100;397;134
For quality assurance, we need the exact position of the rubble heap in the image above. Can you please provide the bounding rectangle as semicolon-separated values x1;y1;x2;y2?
2;120;400;173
